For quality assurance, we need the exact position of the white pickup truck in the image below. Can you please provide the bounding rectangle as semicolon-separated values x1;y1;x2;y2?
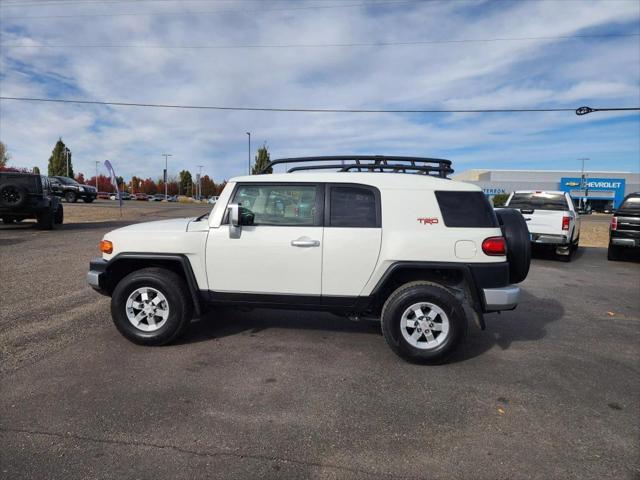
504;190;580;262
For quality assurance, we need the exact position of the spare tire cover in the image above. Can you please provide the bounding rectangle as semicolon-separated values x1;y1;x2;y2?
496;208;531;284
0;183;28;209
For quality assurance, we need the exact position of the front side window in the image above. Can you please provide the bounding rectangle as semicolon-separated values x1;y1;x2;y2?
232;184;319;226
329;186;379;227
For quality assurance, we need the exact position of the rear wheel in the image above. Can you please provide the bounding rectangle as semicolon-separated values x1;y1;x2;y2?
111;268;193;345
36;209;55;230
83;198;94;203
381;281;467;364
607;244;622;261
54;203;64;225
65;191;77;203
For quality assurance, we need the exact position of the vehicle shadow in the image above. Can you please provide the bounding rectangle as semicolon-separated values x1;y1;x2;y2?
447;289;564;363
179;308;382;346
178;289;561;365
530;244;586;262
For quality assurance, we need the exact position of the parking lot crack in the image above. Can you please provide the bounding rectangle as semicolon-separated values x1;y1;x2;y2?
0;426;399;479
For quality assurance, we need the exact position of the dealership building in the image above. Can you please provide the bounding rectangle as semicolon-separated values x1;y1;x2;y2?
453;169;640;210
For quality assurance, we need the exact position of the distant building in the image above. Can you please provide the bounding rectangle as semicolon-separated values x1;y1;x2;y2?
454;169;640;210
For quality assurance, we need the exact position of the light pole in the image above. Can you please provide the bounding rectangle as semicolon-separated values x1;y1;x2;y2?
65;148;71;177
197;165;203;200
578;157;589;208
246;132;251;174
162;153;172;199
95;161;99;190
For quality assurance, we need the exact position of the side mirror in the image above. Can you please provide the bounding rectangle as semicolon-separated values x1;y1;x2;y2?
228;203;242;238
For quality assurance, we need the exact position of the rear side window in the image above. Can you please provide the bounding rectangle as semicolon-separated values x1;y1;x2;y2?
435;191;498;228
329;186;379;227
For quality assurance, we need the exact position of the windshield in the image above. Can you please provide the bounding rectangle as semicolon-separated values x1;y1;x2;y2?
507;192;568;211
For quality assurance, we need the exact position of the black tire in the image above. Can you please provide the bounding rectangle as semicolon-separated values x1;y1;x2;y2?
607;244;622;261
83;198;94;203
2;216;15;224
558;248;572;262
36;209;55;230
65;191;77;203
381;281;467;364
54;203;64;225
111;268;193;346
496;209;531;283
0;183;28;208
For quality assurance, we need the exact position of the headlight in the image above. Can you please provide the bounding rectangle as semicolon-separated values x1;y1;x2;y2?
78;186;85;192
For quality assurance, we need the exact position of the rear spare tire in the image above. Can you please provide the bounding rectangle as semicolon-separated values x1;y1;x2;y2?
496;209;531;284
0;183;28;208
54;203;64;225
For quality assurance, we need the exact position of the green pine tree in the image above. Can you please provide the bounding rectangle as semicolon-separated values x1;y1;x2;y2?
251;143;272;174
179;170;193;195
47;138;74;177
0;141;9;169
33;166;41;174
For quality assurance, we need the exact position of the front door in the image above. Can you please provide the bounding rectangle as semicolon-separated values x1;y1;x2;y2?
206;183;324;295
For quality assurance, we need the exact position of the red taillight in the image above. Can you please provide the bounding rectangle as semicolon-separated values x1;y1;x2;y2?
482;236;506;256
611;216;618;231
562;216;570;231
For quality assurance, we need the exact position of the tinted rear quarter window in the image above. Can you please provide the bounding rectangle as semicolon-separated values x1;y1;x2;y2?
435;191;498;228
330;186;379;227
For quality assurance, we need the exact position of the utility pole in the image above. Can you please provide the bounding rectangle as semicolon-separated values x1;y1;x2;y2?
196;165;203;199
95;161;99;190
162;153;172;199
246;132;251;174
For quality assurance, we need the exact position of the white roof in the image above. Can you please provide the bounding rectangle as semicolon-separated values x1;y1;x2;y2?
228;172;479;191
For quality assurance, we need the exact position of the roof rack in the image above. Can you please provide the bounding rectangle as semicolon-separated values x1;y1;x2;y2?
259;155;453;178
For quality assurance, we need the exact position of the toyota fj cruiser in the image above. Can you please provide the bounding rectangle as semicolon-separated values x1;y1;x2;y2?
0;172;64;228
87;156;530;363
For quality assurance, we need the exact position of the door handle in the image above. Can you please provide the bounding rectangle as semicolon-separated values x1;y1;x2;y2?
291;238;320;247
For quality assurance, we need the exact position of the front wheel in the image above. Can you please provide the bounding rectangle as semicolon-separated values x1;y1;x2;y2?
381;281;467;364
83;198;94;203
65;191;77;203
111;268;193;345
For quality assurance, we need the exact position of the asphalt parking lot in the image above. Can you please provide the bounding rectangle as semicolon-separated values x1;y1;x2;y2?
1;205;639;479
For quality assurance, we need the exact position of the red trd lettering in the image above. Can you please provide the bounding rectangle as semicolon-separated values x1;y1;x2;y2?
417;217;439;225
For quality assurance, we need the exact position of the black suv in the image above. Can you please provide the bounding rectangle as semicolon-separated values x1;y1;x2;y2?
608;192;640;261
0;172;64;229
49;176;98;203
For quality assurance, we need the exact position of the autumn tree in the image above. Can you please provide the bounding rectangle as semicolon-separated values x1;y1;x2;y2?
0;141;9;169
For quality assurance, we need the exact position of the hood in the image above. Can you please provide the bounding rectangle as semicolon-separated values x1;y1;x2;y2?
111;217;194;234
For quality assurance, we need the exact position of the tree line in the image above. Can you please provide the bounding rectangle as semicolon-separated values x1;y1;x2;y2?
1;139;273;198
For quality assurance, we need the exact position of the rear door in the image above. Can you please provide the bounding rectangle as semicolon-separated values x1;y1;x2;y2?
321;184;382;297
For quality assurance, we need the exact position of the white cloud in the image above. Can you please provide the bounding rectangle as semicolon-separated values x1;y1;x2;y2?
0;0;638;181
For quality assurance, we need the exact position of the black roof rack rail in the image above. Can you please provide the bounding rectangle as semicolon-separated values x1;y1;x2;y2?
259;155;453;178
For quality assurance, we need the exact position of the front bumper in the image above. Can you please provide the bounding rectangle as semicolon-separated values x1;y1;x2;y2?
87;258;109;295
483;285;520;311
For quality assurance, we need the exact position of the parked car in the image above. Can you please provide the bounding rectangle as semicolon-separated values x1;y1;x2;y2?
49;176;98;203
207;196;219;205
134;193;149;201
0;172;63;229
167;195;178;202
503;190;580;262
150;194;166;201
86;155;530;363
608;192;640;261
110;192;132;201
97;192;111;200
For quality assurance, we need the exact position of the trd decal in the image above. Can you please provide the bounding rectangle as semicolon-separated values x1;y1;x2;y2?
417;217;439;225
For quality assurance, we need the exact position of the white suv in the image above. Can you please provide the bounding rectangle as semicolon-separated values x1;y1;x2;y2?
87;156;530;363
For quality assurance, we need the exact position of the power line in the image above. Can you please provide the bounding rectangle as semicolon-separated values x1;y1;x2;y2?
0;1;414;19
1;96;638;115
2;33;638;50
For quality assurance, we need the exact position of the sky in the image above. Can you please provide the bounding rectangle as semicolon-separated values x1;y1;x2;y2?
0;0;639;183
